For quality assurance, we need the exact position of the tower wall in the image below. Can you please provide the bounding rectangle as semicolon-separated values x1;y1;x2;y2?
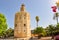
14;4;31;39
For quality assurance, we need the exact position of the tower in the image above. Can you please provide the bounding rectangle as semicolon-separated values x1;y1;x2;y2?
14;4;31;39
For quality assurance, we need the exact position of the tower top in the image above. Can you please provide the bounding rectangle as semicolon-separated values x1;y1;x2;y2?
20;4;25;11
21;4;25;6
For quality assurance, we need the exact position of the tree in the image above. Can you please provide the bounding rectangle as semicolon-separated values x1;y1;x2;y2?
33;27;46;37
55;23;59;32
35;16;39;27
45;25;55;36
0;13;7;37
53;12;59;24
6;28;14;37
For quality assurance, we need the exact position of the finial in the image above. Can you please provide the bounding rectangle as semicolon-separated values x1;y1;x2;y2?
21;4;25;6
20;4;25;11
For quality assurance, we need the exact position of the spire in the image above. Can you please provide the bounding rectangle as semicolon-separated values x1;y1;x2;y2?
20;4;25;11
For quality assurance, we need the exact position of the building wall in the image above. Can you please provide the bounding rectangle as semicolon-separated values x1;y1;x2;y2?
14;11;31;38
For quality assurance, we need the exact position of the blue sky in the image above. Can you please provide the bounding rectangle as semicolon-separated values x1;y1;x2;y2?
0;0;58;29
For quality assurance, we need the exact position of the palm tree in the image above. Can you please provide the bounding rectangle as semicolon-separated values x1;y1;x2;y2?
46;25;55;36
33;27;46;38
35;16;39;27
53;12;59;24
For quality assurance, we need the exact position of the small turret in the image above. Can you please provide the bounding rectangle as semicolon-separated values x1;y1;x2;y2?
20;4;25;11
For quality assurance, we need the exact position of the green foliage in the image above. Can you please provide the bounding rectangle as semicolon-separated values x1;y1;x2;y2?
35;16;39;27
55;23;59;32
0;13;7;34
53;12;59;24
53;13;59;20
33;24;59;37
35;16;39;22
0;28;14;38
6;28;14;37
45;25;55;36
32;23;59;37
33;27;46;36
45;24;59;36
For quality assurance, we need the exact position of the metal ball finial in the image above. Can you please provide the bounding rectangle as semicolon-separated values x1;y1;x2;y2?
21;4;25;6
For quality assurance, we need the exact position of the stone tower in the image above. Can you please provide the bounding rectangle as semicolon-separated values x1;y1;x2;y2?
14;4;31;39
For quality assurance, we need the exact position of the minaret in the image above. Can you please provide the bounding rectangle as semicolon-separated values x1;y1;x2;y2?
14;4;31;39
